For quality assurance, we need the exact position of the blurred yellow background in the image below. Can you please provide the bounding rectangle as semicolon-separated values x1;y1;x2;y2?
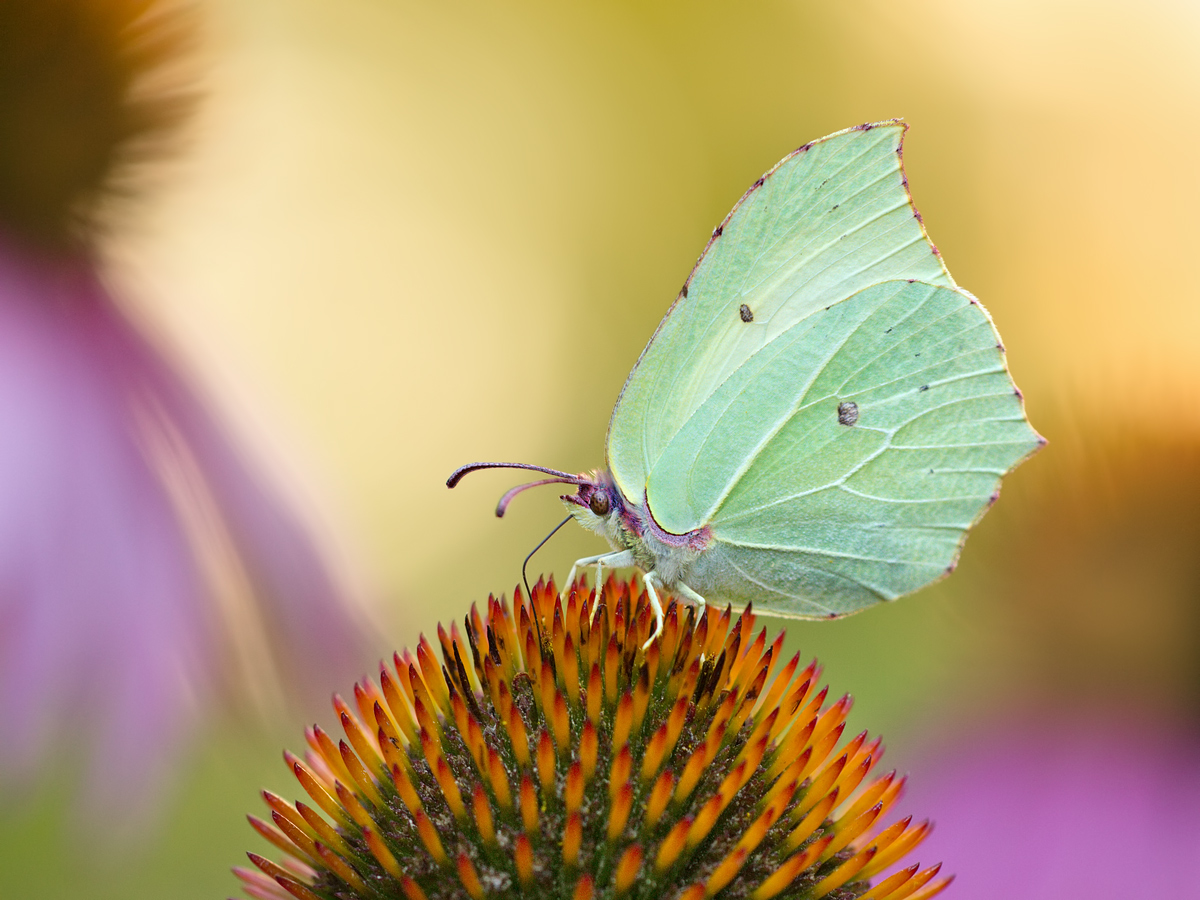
4;0;1199;896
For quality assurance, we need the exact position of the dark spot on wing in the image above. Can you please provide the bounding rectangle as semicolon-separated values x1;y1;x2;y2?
752;177;764;189
885;327;893;333
739;303;753;323
1013;387;1023;399
831;204;839;211
681;283;688;299
837;401;859;426
914;352;921;357
713;225;723;238
906;278;915;283
996;342;1005;352
918;384;929;392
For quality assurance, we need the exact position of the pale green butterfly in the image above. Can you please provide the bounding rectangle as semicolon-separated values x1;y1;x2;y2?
449;120;1043;642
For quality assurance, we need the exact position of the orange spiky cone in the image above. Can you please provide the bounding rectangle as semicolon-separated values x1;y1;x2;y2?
235;576;950;900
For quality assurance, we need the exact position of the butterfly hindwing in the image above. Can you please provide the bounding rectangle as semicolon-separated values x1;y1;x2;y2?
657;279;1041;616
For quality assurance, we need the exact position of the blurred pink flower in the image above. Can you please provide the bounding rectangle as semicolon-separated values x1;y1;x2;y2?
0;0;373;817
0;235;373;815
907;718;1200;897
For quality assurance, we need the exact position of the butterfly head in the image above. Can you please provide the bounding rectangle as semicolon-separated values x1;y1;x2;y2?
561;470;650;555
560;470;616;525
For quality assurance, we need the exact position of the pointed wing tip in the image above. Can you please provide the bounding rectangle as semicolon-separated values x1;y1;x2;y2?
853;117;906;132
791;119;907;159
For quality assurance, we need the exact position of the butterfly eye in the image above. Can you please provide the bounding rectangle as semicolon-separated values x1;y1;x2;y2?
589;491;611;516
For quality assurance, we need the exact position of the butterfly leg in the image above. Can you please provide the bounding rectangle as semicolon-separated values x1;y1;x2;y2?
642;572;666;650
566;550;634;604
674;580;708;614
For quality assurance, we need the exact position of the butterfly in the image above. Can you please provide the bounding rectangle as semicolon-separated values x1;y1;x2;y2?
449;120;1043;643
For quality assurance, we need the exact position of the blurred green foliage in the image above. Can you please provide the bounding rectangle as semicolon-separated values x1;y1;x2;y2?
0;728;285;898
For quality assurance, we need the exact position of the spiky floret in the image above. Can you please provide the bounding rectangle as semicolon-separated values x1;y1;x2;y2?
235;576;952;900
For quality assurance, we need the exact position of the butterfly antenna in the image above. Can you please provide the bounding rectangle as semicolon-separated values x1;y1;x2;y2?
495;478;578;516
447;462;590;517
447;461;584;487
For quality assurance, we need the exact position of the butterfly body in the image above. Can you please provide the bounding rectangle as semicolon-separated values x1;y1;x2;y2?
562;470;710;590
450;120;1043;639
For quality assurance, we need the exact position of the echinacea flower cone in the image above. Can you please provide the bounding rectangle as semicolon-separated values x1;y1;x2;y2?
237;576;951;900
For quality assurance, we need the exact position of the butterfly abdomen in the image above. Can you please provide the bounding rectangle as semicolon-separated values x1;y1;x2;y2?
622;490;713;589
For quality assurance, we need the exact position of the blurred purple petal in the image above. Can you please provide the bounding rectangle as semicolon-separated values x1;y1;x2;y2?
907;718;1200;897
94;265;372;699
0;234;372;814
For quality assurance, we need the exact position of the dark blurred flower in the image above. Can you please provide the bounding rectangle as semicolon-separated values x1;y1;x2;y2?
0;0;193;249
908;720;1200;898
0;0;371;815
235;576;950;900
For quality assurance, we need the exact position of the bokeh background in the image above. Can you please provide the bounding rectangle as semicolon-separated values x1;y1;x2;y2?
2;0;1199;896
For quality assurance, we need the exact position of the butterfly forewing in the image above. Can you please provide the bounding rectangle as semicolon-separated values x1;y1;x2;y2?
606;122;951;510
